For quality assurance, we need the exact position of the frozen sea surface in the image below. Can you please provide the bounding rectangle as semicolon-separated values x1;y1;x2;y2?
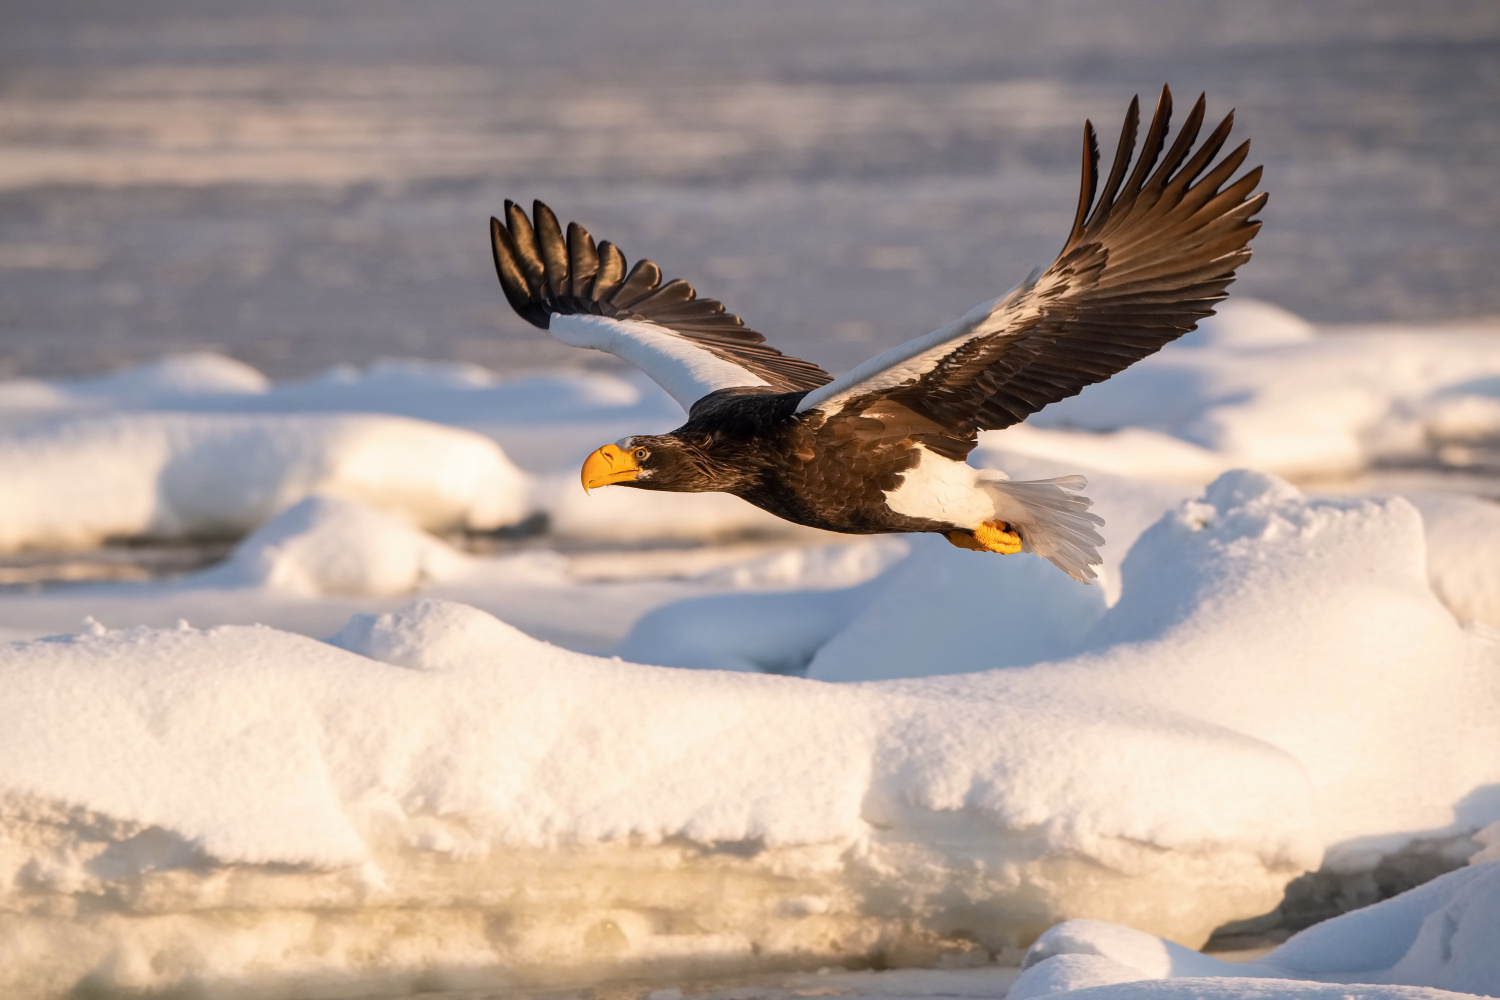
0;0;1497;378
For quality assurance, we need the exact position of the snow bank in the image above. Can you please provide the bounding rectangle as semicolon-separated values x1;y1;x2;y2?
182;361;684;473
620;460;1192;678
197;495;478;596
0;411;529;551
0;352;270;421
0;353;680;472
803;535;1107;680
627;470;1500;870
0;589;1336;998
0;477;1495;995
0;355;823;546
1402;493;1500;629
1017;471;1499;856
1012;858;1500;999
617;537;908;674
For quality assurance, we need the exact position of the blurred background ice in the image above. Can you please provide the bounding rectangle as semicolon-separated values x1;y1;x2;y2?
1;0;1496;379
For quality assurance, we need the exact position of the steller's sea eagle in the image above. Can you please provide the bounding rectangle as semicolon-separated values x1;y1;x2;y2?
490;87;1265;582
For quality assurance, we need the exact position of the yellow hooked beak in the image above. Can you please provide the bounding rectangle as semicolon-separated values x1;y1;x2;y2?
581;444;641;493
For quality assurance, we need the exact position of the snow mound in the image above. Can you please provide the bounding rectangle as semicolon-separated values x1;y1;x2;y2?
617;538;908;673
1473;823;1500;865
0;411;530;550
201;495;475;596
1014;859;1500;999
622;460;1191;680
1176;298;1318;349
805;534;1107;680
0;352;270;418
1403;493;1500;629
620;578;881;674
1072;471;1500;854
627;470;1500;873
62;351;272;401
0;355;682;473
0;590;1342;997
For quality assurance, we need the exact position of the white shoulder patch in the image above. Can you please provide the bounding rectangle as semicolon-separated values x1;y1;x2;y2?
797;268;1049;416
550;313;770;412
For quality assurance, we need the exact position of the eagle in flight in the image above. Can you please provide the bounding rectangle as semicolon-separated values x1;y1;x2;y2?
490;87;1265;582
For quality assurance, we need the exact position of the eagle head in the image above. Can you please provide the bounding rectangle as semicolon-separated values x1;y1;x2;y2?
580;435;720;493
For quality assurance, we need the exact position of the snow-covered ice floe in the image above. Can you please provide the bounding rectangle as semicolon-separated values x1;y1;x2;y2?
1;304;1500;998
0;469;1498;997
0;411;529;551
0;353;814;549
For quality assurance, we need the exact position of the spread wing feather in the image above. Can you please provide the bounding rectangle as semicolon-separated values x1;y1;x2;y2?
798;86;1266;456
492;201;831;410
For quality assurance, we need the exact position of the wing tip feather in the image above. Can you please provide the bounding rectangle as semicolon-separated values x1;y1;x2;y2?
488;201;831;393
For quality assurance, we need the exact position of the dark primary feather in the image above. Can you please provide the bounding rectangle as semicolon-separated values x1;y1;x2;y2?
491;201;832;393
866;85;1266;444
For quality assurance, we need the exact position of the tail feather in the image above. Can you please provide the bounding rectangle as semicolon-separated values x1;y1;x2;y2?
979;473;1105;583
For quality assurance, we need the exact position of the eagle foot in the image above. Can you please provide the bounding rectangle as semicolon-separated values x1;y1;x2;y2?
945;522;1022;554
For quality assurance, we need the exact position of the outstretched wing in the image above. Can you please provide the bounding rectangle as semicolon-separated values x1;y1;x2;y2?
798;86;1265;457
491;201;831;412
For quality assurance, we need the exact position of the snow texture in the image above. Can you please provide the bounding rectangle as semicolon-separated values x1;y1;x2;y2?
0;468;1497;996
1012;858;1500;999
1;307;1500;997
0;595;1311;996
0;410;528;551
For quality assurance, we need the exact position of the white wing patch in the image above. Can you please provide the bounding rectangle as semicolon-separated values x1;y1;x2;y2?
550;313;771;412
796;268;1053;416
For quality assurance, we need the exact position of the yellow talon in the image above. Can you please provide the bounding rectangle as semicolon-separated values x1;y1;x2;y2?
973;521;1023;554
944;530;988;551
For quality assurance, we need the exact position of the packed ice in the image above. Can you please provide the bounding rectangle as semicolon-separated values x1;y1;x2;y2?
0;303;1498;998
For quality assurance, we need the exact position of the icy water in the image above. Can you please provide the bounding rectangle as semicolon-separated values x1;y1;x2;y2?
1;0;1498;381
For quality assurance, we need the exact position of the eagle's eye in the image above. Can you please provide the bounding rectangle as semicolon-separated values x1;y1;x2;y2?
634;448;649;461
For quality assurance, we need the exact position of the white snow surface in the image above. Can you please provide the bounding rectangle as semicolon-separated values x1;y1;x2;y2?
1010;858;1500;999
0;354;829;548
2;307;1500;997
0;470;1498;996
0;410;529;551
0;594;1311;996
